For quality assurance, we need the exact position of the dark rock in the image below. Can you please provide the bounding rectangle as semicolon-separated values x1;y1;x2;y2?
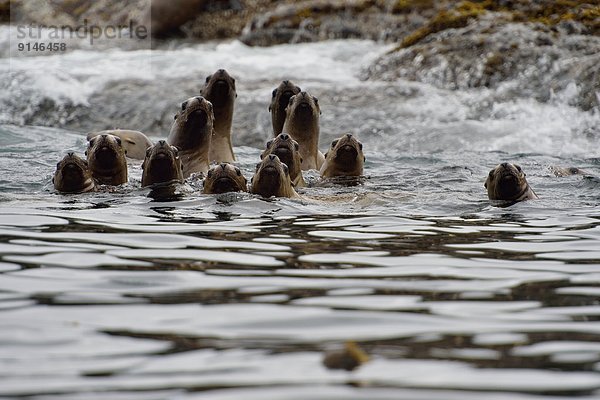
364;15;600;110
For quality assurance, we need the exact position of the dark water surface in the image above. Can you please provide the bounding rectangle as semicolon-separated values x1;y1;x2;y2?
1;32;600;399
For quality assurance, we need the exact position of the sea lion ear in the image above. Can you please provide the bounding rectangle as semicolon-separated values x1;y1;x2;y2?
174;114;178;120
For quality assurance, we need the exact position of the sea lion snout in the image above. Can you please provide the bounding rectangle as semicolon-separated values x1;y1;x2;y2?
141;140;183;187
251;154;297;198
54;152;95;193
485;162;538;202
261;132;305;188
320;133;365;178
203;162;247;194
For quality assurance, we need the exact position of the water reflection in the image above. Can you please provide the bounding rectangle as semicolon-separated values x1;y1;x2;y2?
1;204;599;397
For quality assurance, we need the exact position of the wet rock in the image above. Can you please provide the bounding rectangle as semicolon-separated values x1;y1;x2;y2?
145;0;206;38
364;15;600;110
323;341;370;371
240;0;421;46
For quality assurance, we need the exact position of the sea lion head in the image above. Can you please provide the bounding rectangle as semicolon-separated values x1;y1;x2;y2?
322;133;365;177
203;162;248;194
269;80;301;135
201;68;236;109
53;152;95;193
251;154;296;198
261;133;304;186
286;91;321;124
485;162;532;201
141;140;183;187
86;133;128;185
170;96;214;151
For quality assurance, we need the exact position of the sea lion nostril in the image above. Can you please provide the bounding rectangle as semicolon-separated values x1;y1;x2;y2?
346;133;352;138
67;151;74;157
269;154;276;161
281;133;289;140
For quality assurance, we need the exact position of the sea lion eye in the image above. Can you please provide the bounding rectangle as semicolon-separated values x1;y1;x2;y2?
235;167;241;176
266;140;273;149
205;75;211;83
488;171;494;179
515;165;522;172
313;96;319;104
331;140;338;148
114;137;122;146
283;164;289;175
294;142;299;151
272;89;277;98
88;137;96;147
207;169;213;178
256;162;261;171
56;162;61;169
358;142;363;150
181;101;188;110
146;147;152;156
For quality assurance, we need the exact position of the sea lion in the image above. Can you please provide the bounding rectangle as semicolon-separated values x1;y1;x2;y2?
260;133;305;187
550;166;589;177
485;162;538;201
85;133;128;185
87;130;153;160
201;68;236;163
283;91;325;170
141;140;184;187
269;80;301;136
167;96;214;178
320;133;365;178
203;162;248;194
53;152;95;193
251;154;299;198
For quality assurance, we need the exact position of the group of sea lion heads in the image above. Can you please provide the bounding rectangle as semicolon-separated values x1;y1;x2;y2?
53;68;537;203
